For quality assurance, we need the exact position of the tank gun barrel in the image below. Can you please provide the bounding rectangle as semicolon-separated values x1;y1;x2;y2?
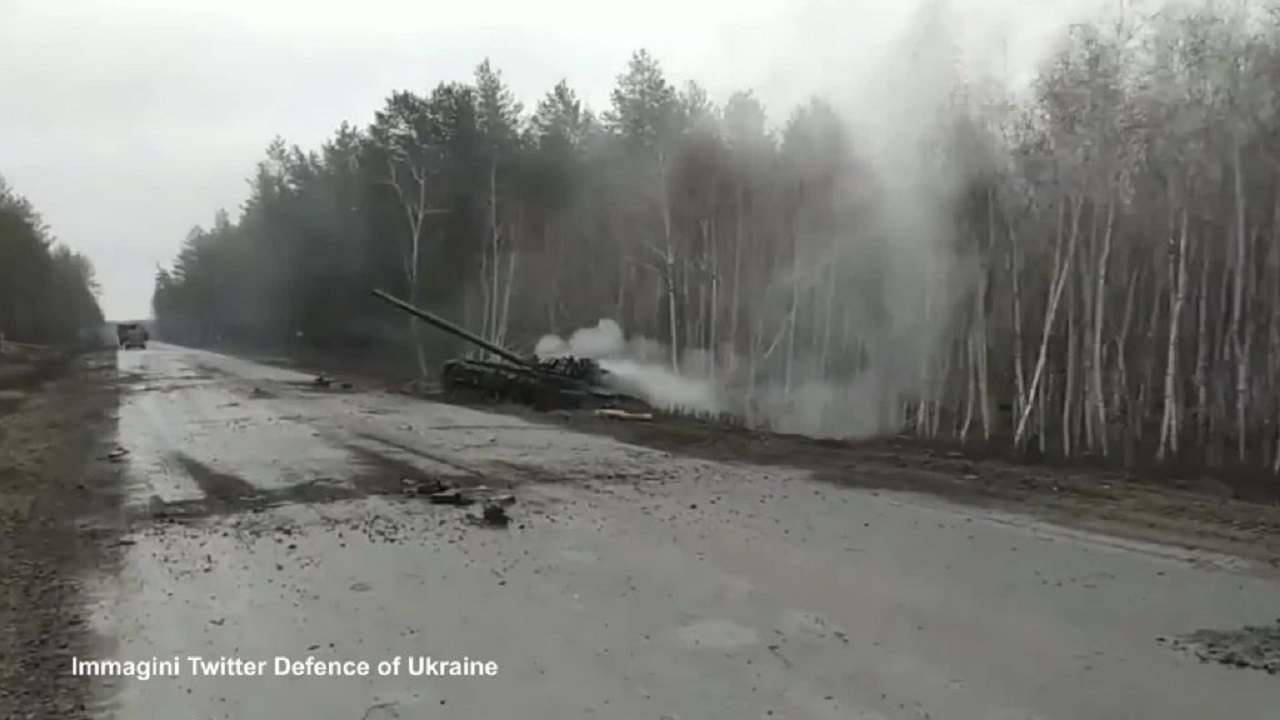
371;289;528;367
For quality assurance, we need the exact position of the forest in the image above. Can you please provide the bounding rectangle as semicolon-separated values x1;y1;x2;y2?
0;177;104;345
153;2;1280;474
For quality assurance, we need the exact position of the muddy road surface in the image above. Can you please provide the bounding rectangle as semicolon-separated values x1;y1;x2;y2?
36;344;1280;718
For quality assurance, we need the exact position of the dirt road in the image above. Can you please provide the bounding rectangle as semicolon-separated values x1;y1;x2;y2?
12;344;1280;718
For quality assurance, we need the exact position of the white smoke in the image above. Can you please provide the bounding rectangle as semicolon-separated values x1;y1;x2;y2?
536;319;723;414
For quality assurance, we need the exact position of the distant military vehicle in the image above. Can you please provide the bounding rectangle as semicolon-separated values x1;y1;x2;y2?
117;323;148;349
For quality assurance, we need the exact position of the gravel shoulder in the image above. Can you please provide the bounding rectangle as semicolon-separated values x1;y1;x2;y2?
523;411;1280;573
0;351;124;719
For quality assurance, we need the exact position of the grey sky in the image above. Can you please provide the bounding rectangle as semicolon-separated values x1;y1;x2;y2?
2;0;1101;320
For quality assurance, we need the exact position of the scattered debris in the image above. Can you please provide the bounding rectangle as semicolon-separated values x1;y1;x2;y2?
479;503;511;528
594;408;653;422
398;379;432;396
428;490;473;506
1166;622;1280;674
402;477;447;497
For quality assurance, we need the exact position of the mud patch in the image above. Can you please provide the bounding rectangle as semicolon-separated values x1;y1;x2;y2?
132;445;476;523
354;432;485;478
1164;622;1280;675
171;454;258;502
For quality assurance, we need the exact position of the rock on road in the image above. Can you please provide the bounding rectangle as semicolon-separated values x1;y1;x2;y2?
80;344;1279;719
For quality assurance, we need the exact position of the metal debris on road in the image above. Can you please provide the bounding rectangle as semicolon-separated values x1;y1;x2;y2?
1166;622;1280;675
479;503;511;528
594;408;653;422
402;477;448;498
428;490;473;506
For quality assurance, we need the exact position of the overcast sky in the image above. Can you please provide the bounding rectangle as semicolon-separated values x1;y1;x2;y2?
2;0;1104;320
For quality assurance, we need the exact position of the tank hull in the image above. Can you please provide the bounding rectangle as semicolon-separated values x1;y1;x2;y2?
371;289;648;412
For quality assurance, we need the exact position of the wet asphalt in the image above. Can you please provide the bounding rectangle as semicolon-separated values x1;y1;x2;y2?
80;344;1280;719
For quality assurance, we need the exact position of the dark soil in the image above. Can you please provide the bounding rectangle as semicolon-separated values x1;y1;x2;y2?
0;351;125;719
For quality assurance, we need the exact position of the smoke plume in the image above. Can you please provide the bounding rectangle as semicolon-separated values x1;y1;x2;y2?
536;320;723;414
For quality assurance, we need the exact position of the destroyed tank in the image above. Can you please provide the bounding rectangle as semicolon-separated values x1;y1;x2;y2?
371;289;647;412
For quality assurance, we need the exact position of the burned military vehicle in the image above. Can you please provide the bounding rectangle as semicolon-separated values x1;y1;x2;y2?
371;289;647;412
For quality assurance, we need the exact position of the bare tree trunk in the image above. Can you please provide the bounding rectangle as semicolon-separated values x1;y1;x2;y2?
488;160;501;347
1015;197;1080;447
1194;242;1211;444
783;223;799;401
1064;253;1078;458
821;262;836;377
730;185;745;363
977;311;991;440
1231;147;1249;463
382;158;435;377
977;191;994;440
497;249;517;349
1138;268;1165;451
930;349;949;438
748;315;761;423
1271;187;1280;473
1114;265;1139;443
1008;224;1027;427
1038;367;1048;454
658;152;679;373
961;336;976;440
1091;198;1114;455
1158;206;1189;462
478;251;491;355
709;224;720;382
785;277;798;401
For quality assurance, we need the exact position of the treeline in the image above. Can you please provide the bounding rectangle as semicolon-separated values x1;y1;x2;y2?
0;177;103;345
155;3;1280;473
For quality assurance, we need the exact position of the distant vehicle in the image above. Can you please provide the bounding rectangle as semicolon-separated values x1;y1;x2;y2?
117;323;148;349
